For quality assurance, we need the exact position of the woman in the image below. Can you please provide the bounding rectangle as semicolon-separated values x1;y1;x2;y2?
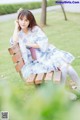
10;9;80;87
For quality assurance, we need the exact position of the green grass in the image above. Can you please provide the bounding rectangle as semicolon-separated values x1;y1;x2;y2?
0;11;80;79
0;11;80;86
0;11;80;119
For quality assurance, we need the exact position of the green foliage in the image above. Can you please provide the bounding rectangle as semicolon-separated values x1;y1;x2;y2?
47;0;56;6
0;2;41;15
0;11;80;120
0;1;54;15
26;84;70;120
0;80;80;120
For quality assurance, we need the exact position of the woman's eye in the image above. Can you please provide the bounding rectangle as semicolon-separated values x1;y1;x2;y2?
25;19;28;21
20;18;23;20
19;18;28;22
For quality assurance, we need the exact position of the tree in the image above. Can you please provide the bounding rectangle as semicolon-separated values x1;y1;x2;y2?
41;0;47;26
40;0;67;26
49;0;68;21
59;0;68;20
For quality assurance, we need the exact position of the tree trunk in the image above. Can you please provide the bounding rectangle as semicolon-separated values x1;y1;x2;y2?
59;0;68;21
60;4;68;21
41;0;47;26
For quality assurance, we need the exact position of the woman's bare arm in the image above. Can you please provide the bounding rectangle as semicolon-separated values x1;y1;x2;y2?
12;20;19;44
26;42;40;48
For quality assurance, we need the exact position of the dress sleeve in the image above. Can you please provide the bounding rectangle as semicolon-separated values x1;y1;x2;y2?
9;31;22;46
10;37;14;46
19;39;30;64
33;26;49;52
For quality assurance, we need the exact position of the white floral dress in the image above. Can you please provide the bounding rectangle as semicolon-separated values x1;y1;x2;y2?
10;26;75;78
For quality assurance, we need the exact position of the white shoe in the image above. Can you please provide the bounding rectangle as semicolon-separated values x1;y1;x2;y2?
69;92;77;100
72;85;77;89
72;85;80;93
65;91;77;100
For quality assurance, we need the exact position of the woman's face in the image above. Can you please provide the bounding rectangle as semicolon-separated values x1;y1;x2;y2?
18;16;30;30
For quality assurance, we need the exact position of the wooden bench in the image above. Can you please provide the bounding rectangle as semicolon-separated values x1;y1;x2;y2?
8;43;61;85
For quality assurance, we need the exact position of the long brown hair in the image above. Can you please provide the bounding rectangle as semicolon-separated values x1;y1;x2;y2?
17;9;37;31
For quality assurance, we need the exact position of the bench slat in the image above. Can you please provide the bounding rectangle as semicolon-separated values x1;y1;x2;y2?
26;74;36;84
44;71;53;82
8;44;20;55
35;73;45;84
12;51;22;63
53;71;61;83
15;59;24;72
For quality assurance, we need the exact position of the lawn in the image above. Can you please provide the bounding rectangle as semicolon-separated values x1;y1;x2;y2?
0;10;80;119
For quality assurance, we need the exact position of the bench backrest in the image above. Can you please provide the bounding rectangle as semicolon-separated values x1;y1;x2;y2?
8;43;25;72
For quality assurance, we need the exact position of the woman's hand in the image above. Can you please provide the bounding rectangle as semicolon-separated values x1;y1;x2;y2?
26;42;40;48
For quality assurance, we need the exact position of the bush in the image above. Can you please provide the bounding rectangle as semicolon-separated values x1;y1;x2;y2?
0;2;41;15
0;1;54;15
1;79;80;120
